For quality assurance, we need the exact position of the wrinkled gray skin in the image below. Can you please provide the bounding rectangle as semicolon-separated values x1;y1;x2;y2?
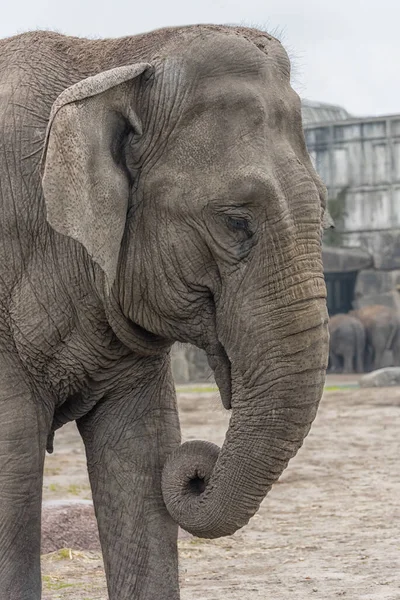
0;25;329;600
328;313;366;373
350;305;400;371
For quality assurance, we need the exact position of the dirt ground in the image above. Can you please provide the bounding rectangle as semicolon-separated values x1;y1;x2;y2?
41;377;400;599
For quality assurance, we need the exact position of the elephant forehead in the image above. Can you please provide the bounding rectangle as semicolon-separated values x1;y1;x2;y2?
153;68;296;155
169;29;290;80
154;31;291;111
163;53;298;145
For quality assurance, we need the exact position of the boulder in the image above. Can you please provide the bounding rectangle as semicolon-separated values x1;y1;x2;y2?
359;367;400;388
348;230;400;271
353;290;400;316
354;269;400;299
322;244;372;273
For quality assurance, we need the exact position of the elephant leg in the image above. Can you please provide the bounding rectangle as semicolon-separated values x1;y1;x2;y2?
390;329;400;366
364;345;373;372
355;352;364;373
355;331;366;373
329;352;341;373
0;350;50;599
342;352;354;374
372;346;385;371
77;354;181;600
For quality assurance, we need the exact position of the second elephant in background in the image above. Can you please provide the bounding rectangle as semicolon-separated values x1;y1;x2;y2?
329;313;366;373
350;305;400;371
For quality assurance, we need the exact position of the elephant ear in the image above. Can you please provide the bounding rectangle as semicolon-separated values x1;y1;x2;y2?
322;207;335;230
41;63;151;290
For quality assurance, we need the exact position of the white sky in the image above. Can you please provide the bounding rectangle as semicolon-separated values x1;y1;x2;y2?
2;0;398;117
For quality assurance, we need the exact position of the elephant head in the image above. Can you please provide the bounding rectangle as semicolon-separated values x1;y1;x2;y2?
41;27;329;539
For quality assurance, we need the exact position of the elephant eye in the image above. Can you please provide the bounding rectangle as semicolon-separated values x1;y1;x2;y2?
226;216;252;238
228;216;247;229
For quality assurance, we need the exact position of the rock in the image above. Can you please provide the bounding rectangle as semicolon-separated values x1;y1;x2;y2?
370;231;400;270
353;290;400;316
322;244;372;273
350;230;400;271
354;269;400;299
359;367;400;388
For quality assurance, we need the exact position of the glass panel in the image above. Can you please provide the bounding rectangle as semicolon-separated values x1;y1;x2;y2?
334;125;360;141
362;122;386;138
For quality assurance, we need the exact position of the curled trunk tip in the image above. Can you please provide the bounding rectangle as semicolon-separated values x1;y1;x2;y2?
162;440;220;536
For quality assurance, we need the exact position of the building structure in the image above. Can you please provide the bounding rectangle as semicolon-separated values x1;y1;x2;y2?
303;100;400;315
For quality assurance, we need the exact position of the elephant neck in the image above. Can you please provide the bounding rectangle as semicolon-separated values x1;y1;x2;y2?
104;289;172;357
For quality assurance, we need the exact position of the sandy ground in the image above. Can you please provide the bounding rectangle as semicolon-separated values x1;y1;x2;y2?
41;377;400;599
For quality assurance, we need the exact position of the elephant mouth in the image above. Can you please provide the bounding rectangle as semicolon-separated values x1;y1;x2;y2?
207;347;232;409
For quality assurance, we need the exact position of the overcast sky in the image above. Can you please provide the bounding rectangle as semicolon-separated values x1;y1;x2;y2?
2;0;398;117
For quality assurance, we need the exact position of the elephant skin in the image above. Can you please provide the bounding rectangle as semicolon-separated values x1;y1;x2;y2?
0;25;329;599
350;305;400;371
328;313;366;373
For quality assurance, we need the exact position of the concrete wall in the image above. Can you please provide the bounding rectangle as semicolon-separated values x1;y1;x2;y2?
305;116;400;235
171;344;213;384
291;104;400;278
305;114;400;313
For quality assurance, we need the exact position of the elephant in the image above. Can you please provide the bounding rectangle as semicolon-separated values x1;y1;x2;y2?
328;313;366;373
0;24;330;600
350;305;400;371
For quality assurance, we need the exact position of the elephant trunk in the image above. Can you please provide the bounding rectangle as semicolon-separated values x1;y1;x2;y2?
162;298;328;538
